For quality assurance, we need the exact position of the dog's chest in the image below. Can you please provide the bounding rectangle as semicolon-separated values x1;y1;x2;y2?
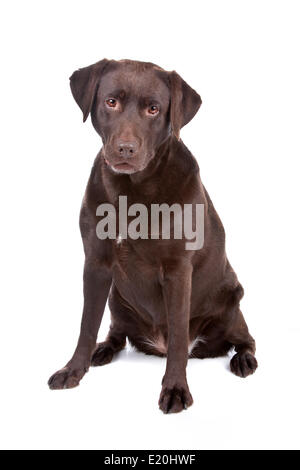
112;236;166;324
113;236;161;282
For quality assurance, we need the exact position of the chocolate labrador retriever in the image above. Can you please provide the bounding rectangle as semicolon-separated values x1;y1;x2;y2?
48;59;257;413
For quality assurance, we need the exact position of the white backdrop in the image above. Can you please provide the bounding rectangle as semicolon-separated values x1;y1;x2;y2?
0;0;299;450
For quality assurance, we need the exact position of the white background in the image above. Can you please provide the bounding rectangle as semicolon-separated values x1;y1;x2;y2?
0;0;299;450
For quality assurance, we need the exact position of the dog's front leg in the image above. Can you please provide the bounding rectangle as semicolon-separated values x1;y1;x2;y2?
48;260;111;389
159;261;193;413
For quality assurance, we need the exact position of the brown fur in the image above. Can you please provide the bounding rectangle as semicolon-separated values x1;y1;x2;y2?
48;59;257;413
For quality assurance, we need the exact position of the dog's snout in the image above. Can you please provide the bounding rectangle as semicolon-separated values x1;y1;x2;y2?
117;141;138;158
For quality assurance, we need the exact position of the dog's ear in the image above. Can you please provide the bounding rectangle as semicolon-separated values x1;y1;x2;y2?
70;59;109;122
169;71;202;140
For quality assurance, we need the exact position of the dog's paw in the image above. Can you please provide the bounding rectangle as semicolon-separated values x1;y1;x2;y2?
48;365;87;390
91;342;114;367
230;352;258;378
159;383;193;414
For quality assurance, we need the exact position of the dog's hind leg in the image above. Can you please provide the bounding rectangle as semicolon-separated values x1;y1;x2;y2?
226;309;258;378
91;283;131;367
190;337;232;359
91;322;126;367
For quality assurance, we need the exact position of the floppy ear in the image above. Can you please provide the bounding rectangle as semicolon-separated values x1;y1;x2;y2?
169;71;202;139
69;59;109;122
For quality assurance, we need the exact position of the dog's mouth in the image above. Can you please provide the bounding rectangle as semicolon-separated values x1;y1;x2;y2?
112;162;136;173
104;157;138;174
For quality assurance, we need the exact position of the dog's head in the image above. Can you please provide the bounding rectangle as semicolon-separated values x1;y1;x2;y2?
70;59;201;174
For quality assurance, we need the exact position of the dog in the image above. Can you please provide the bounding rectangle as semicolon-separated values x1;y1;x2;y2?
48;59;257;413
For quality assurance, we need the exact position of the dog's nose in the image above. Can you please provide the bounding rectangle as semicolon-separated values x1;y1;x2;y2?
117;141;138;158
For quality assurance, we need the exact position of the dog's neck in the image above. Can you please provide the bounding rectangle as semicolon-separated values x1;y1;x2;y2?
129;136;173;185
101;135;174;202
100;135;199;208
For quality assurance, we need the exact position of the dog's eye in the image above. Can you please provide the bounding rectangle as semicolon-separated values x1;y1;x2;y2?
148;105;159;115
106;98;117;108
